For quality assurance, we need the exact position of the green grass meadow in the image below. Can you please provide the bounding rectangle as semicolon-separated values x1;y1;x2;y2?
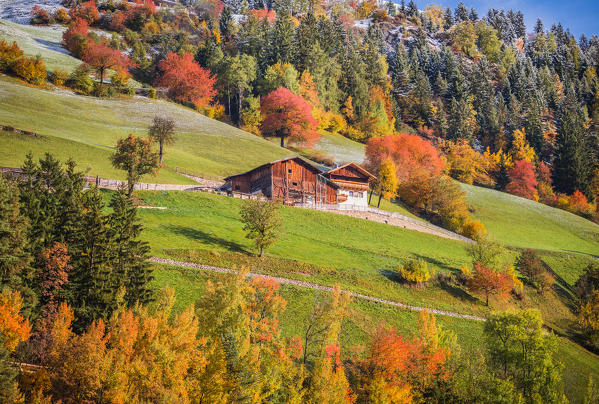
0;75;290;182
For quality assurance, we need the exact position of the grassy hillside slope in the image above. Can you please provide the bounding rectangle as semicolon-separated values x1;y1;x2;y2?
0;75;291;182
463;183;599;255
0;20;80;72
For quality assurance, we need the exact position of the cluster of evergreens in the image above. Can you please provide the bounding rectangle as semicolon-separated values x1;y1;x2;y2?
0;154;153;332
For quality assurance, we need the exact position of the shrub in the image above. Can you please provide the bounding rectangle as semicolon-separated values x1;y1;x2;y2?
49;69;68;86
111;70;129;87
68;0;100;24
92;82;116;97
13;56;46;85
461;220;486;240
0;40;23;72
54;8;71;24
397;259;431;284
119;86;134;96
66;64;94;94
569;190;592;215
147;87;156;99
31;6;52;25
514;249;545;288
62;18;90;58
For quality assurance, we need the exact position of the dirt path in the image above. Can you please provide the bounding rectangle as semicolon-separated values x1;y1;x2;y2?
150;257;485;322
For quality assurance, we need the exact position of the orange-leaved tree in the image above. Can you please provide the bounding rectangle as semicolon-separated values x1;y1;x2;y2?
260;87;320;148
83;40;133;84
156;52;217;108
0;290;31;352
506;160;538;200
352;310;450;403
364;133;444;183
467;262;514;306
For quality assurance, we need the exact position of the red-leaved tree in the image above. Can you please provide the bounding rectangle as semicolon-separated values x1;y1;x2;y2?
249;9;277;23
62;17;90;58
260;87;320;147
68;0;99;24
83;41;133;84
364;133;444;183
506;160;538;200
467;262;513;306
156;52;217;108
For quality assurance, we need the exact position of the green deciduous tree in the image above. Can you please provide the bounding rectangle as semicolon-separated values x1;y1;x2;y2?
239;199;282;257
484;309;565;403
111;134;159;197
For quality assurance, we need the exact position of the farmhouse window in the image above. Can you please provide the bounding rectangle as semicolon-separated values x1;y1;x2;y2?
288;169;292;174
349;191;354;197
235;185;240;190
292;182;298;186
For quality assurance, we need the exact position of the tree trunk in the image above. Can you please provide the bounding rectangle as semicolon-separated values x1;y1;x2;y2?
100;67;104;85
486;292;489;306
377;194;382;208
280;134;285;148
259;247;264;257
238;87;243;126
159;142;164;164
368;190;373;204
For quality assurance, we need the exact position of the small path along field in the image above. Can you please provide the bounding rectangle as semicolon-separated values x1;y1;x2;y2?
150;256;485;321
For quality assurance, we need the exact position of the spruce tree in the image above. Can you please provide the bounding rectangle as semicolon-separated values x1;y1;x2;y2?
553;89;593;197
268;10;295;65
109;190;153;307
69;187;114;331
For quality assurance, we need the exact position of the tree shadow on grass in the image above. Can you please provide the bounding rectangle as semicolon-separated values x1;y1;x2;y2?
163;224;249;254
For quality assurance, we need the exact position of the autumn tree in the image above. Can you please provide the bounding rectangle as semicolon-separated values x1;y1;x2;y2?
305;286;353;403
506;160;538;200
111;134;159;196
239;199;282;257
375;158;398;208
157;52;217;108
83;40;133;84
0;290;30;402
148;115;176;164
515;249;549;291
68;0;99;24
62;18;90;58
467;262;513;305
37;242;71;318
261;87;320;147
364;134;444;183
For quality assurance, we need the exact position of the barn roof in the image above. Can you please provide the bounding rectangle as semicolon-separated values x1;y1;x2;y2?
325;162;376;181
223;156;333;183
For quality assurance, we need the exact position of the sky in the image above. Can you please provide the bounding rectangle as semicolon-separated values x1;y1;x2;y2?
409;0;599;38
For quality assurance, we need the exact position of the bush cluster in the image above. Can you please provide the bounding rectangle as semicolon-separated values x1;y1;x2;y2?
397;258;431;284
0;40;46;85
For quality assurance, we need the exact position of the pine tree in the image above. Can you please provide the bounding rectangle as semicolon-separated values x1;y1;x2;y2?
269;10;295;65
443;8;454;30
0;176;31;291
108;190;153;307
294;12;318;73
69;187;114;331
553;89;593;197
454;2;469;23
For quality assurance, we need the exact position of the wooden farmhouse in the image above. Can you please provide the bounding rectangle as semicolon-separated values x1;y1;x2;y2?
223;157;376;207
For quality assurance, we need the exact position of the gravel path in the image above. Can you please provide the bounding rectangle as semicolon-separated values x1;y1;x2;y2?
150;257;485;322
